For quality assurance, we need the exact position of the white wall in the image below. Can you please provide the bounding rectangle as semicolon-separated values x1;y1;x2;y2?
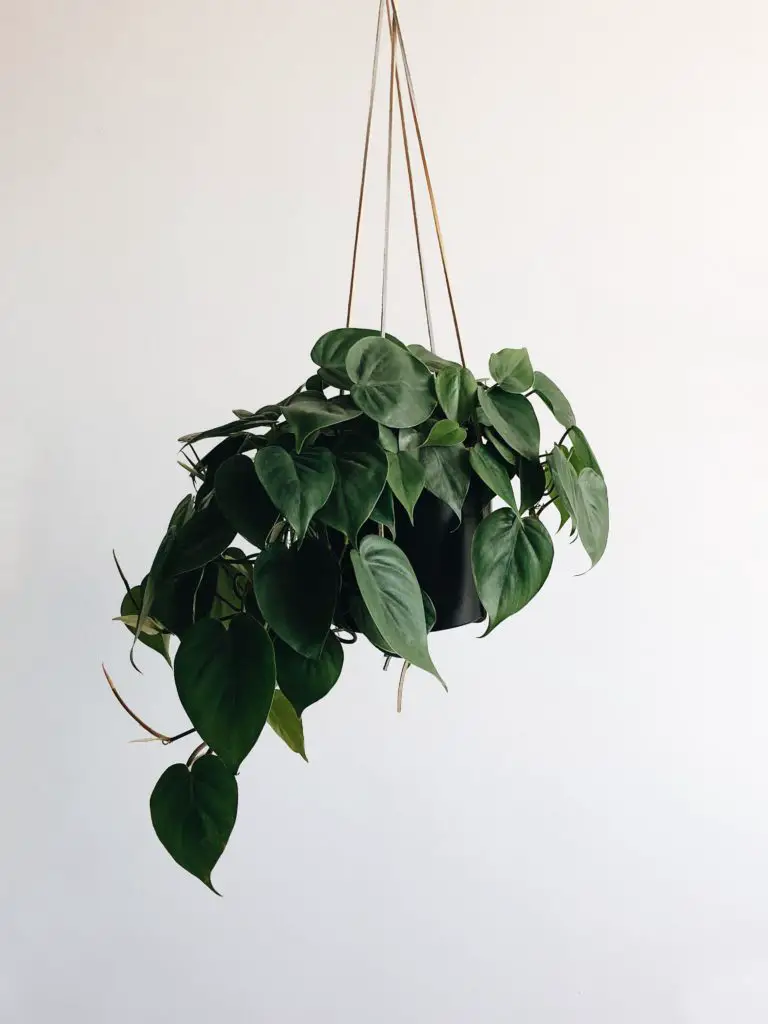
2;1;767;1021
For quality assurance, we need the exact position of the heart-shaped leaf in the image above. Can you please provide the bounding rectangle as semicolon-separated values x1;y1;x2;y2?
274;634;344;716
254;446;335;542
312;328;403;387
316;437;387;543
477;388;540;460
350;535;441;682
347;336;436;428
519;457;546;512
267;690;307;760
469;444;517;509
472;510;554;633
419;445;470;522
167;496;236;575
195;434;251;503
351;588;436;654
386;450;426;522
281;394;362;452
533;372;576;429
489;348;534;393
435;365;478;422
423;420;467;447
252;540;339;658
150;754;237;893
214;455;278;549
174;615;276;772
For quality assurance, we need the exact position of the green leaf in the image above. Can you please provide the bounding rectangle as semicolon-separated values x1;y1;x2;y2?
472;510;554;634
484;428;518;465
254;446;335;542
118;586;171;665
311;328;403;387
252;540;339;658
573;468;609;566
174;615;276;772
469;444;517;509
477;388;540;460
386;450;426;523
519;457;546;512
305;374;326;393
131;526;177;668
533;371;576;429
214;455;278;549
569;426;603;477
351;588;436;654
370;485;396;535
267;690;308;760
398;424;429;450
378;424;398;452
168;494;195;529
350;535;442;682
423;420;467;447
195;435;251;503
178;412;279;444
167;496;236;575
274;634;343;716
547;445;579;519
489;348;534;393
435;365;478;422
419;445;470;522
316;437;387;543
347;336;436;428
150;754;237;894
281;393;362;452
407;344;461;372
150;567;209;637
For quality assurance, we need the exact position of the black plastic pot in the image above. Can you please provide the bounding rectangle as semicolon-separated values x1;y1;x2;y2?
393;477;489;631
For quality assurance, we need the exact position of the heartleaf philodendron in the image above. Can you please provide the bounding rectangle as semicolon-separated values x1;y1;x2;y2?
108;327;608;889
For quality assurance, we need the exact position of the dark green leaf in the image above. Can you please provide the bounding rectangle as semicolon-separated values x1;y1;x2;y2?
469;444;517;508
252;540;339;658
347;336;436;428
117;585;171;665
214;455;278;549
174;615;276;772
519;457;546;512
168;495;195;529
386;450;426;523
423;420;467;446
435;365;478;422
195;435;250;503
370;485;396;535
533;371;576;429
316;437;387;543
305;374;326;393
281;393;362;453
254;446;335;542
489;348;534;393
350;535;441;681
179;413;278;444
472;510;554;633
132;526;177;668
150;568;204;637
407;344;461;372
267;690;307;760
311;328;403;386
150;754;237;893
477;388;540;460
419;445;471;522
166;496;236;575
274;634;343;716
569;426;603;477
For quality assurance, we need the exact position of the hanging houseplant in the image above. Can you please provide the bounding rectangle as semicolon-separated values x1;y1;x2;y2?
105;0;609;893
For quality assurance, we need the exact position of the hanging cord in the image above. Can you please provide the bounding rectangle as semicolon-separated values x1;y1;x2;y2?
386;0;435;352
390;0;467;366
379;1;398;335
346;0;385;329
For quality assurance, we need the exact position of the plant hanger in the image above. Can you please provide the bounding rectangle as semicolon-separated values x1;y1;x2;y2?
104;0;610;893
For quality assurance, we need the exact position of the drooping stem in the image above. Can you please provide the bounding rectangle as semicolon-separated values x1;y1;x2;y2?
102;665;195;745
397;660;411;713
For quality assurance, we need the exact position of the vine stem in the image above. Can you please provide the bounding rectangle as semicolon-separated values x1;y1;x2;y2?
102;664;195;745
397;660;410;713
